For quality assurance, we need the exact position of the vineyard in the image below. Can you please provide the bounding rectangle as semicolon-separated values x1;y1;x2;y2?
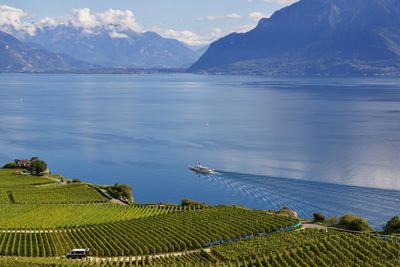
0;228;399;267
212;229;400;266
0;207;297;257
10;184;108;204
0;168;398;266
0;170;52;187
0;204;187;228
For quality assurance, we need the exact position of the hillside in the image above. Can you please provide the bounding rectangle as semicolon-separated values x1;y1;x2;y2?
0;166;398;266
189;0;400;76
0;31;92;72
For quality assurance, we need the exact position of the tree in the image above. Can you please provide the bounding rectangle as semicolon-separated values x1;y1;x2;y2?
349;218;371;232
30;159;47;176
384;216;400;234
2;162;17;169
339;214;370;232
313;212;325;223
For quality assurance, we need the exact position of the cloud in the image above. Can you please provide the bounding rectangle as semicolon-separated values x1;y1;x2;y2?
68;8;142;33
0;5;36;35
0;5;142;37
249;12;268;21
203;13;242;21
263;0;298;5
109;29;128;39
162;27;224;46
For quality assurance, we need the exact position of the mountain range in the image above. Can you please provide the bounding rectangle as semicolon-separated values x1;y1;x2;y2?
2;0;400;75
0;31;92;72
189;0;400;76
23;26;198;69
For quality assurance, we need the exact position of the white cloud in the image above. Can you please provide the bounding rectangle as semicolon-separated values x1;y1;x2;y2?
69;8;142;33
109;29;128;39
236;24;255;33
204;13;242;21
263;0;298;5
249;12;268;21
162;27;224;46
0;5;36;35
0;5;142;37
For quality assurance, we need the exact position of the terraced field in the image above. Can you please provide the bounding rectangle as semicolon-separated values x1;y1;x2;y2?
0;204;186;228
0;206;298;257
10;184;108;204
0;168;397;267
212;229;400;266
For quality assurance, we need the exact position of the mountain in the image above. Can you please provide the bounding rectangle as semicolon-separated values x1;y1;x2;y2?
24;26;198;69
0;31;91;72
189;0;400;76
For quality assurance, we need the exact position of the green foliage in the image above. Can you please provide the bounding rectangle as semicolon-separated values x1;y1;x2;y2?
212;229;400;266
30;159;47;176
313;212;325;223
0;204;185;228
339;214;371;232
11;184;107;204
0;169;52;187
2;162;17;169
181;198;208;208
384;216;400;234
103;184;133;203
0;207;297;257
349;218;371;232
324;216;338;226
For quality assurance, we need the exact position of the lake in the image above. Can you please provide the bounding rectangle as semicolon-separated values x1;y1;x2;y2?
0;74;399;227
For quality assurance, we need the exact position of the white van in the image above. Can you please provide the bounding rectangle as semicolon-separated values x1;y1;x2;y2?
66;248;90;259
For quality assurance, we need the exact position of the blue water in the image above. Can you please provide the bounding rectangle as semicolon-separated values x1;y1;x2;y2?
0;74;399;227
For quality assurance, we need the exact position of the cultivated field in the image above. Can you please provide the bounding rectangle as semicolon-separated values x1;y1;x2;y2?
0;168;399;266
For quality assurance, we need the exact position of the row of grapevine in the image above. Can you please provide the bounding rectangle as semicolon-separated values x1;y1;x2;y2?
212;229;400;267
0;207;297;257
0;203;188;228
10;184;107;204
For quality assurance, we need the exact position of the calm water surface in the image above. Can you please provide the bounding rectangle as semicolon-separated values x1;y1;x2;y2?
0;74;399;227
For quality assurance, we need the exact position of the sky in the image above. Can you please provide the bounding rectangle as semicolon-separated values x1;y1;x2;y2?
0;0;297;46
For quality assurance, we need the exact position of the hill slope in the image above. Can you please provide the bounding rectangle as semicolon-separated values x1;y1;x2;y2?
189;0;400;75
0;31;91;72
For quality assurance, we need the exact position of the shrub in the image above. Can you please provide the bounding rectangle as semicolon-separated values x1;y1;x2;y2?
181;199;208;208
30;159;47;176
339;214;370;232
384;216;400;234
349;218;371;231
2;162;17;169
313;212;325;223
104;184;133;203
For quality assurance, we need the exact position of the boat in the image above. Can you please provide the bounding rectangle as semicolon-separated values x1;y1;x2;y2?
189;163;215;174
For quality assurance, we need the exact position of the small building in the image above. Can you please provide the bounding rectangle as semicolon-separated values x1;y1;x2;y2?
14;159;32;169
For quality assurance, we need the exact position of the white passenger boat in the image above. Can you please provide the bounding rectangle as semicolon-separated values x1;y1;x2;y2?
189;163;215;174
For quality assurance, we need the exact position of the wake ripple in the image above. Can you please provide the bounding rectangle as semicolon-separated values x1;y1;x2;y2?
202;172;400;228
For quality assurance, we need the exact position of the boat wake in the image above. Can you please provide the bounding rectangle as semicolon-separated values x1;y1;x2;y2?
201;171;400;228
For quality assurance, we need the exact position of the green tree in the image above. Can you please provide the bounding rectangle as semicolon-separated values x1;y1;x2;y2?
313;212;325;223
30;159;47;176
349;218;371;232
2;162;17;169
384;216;400;234
339;214;370;232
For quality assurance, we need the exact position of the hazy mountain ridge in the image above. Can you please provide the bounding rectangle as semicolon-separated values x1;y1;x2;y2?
189;0;400;76
23;26;199;69
0;31;92;72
